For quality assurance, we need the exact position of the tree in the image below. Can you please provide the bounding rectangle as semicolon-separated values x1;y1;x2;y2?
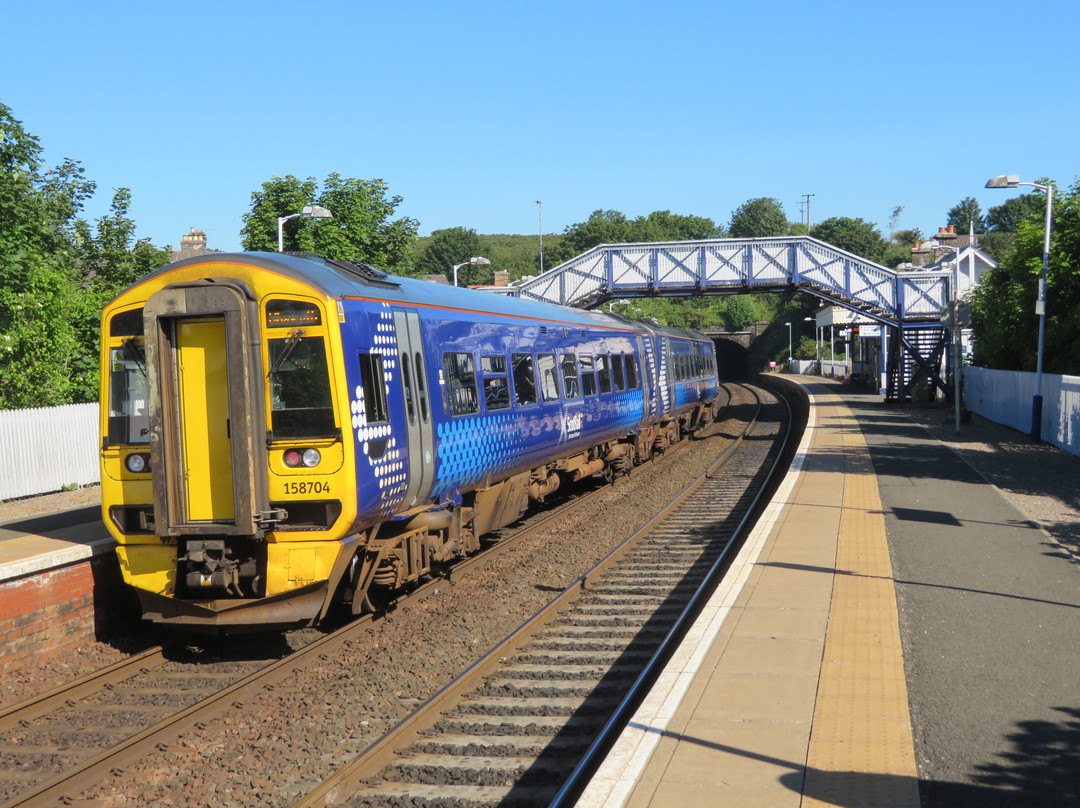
811;217;887;262
546;209;634;266
631;210;723;242
947;197;985;235
414;227;485;284
0;102;170;408
546;209;722;269
239;174;419;270
728;197;788;238
985;192;1046;232
969;178;1080;374
0;103;85;408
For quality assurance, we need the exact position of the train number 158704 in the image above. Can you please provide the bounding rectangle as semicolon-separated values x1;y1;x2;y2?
283;481;331;495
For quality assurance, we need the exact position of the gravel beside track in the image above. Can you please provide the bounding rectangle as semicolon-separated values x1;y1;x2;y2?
2;387;760;807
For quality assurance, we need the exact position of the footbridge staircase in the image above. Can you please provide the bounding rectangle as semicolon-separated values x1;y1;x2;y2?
493;236;955;402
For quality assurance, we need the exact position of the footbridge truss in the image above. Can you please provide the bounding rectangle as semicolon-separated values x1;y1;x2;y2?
495;237;956;401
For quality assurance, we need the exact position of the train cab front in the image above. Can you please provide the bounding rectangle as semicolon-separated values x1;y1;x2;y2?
100;269;354;634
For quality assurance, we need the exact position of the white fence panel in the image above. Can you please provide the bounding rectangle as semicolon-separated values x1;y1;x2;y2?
965;367;1080;457
0;403;100;501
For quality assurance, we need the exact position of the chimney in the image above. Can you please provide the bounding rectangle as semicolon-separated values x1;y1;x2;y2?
179;228;208;258
493;270;510;287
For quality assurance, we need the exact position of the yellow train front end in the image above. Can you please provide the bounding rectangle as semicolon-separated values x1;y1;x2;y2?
99;255;358;632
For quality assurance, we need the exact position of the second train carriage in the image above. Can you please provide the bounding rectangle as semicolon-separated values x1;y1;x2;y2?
99;252;718;631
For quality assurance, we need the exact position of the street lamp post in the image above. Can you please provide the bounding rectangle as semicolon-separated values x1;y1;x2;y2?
985;174;1054;441
536;200;544;273
277;205;332;252
784;322;792;367
452;256;491;287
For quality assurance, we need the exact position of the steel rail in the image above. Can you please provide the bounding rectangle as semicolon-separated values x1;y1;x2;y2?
0;647;166;734
548;383;794;807
294;383;768;807
0;384;742;808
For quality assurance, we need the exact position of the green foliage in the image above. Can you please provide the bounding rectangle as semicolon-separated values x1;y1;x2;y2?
969;178;1080;374
974;230;1014;263
811;216;887;263
413;226;485;284
728;197;788;238
0;103;84;407
0;102;171;409
985;192;1046;232
239;174;419;270
545;209;721;267
893;229;923;247
947;197;985;235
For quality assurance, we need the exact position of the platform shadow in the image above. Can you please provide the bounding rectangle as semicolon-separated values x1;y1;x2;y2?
628;703;1080;807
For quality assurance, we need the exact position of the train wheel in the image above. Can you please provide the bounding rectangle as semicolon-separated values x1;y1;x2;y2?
360;584;391;614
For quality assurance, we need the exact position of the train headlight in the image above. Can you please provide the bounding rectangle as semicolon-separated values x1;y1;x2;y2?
302;448;321;467
125;453;149;473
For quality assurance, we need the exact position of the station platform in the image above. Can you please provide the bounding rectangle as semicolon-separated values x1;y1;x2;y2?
579;378;1080;808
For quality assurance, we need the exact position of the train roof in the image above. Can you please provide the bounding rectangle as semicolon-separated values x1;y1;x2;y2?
130;251;711;341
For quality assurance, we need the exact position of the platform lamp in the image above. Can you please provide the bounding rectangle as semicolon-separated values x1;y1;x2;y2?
985;174;1054;441
453;256;491;287
784;322;792;365
277;205;332;252
802;316;814;372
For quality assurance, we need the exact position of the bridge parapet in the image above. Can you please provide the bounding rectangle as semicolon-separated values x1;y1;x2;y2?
496;236;951;324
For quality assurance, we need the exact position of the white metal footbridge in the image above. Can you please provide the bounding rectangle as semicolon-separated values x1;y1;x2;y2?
499;236;951;324
494;236;956;401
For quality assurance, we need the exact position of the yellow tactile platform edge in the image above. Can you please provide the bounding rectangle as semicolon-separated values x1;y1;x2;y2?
800;406;919;808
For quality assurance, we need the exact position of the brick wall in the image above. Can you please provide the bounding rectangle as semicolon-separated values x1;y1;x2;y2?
0;553;136;673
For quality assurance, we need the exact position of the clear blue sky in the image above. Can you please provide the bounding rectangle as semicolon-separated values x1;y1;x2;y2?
3;0;1077;254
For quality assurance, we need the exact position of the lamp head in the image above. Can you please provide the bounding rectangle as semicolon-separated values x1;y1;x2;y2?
985;175;1020;189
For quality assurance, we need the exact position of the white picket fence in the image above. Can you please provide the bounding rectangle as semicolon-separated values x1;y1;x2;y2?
0;403;101;501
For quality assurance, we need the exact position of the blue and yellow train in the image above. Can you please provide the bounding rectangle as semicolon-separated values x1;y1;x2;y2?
99;252;718;632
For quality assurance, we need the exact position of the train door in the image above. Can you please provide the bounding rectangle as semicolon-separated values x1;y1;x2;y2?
143;280;270;537
176;319;234;520
392;309;434;509
658;335;673;416
636;335;655;421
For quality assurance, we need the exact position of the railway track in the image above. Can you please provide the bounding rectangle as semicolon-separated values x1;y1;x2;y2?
0;384;755;808
297;382;791;808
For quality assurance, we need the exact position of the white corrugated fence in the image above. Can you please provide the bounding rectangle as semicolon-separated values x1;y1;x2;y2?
0;403;100;501
964;367;1080;457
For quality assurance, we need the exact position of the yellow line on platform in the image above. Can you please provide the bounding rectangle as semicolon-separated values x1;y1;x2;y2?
800;405;919;808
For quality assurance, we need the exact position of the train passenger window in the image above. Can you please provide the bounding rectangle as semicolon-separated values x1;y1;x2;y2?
537;354;560;402
443;353;479;416
560;354;580;399
597;354;612;394
414;353;429;422
482;355;510;411
625;355;639;389
512;353;538;406
358;353;389;424
269;337;336;438
484;377;510;410
612;354;626;391
579;355;597;396
107;342;149;444
400;353;416;426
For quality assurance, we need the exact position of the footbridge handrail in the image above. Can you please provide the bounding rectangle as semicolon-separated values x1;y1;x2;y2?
495;236;950;323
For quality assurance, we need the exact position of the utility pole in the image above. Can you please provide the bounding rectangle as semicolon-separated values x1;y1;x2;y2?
802;194;815;232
